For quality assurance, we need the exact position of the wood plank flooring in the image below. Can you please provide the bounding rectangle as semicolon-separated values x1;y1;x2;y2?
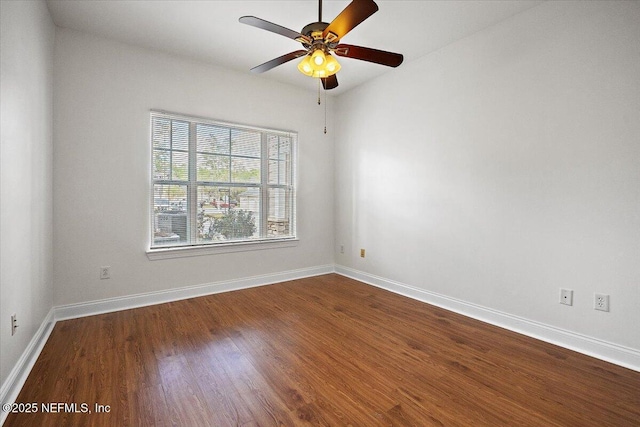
5;274;640;426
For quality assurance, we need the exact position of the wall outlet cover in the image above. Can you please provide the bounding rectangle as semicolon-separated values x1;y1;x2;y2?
560;289;573;306
11;313;18;336
594;294;610;312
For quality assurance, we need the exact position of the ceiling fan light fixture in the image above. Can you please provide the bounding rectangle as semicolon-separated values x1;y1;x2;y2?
297;49;341;78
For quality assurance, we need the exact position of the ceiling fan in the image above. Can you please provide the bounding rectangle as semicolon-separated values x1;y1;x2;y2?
239;0;403;90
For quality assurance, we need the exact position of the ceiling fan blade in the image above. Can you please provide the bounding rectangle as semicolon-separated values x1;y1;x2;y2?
239;16;312;44
322;0;378;42
321;75;339;90
250;50;308;74
334;44;403;67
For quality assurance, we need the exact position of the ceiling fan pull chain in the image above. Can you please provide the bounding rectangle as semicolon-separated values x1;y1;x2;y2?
317;79;321;105
324;85;327;134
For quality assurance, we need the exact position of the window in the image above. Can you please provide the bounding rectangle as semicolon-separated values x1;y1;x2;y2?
150;111;296;251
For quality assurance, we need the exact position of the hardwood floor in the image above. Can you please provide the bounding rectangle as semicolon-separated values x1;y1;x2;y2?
5;274;640;426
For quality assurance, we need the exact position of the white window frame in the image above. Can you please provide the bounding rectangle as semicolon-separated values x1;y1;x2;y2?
146;110;298;260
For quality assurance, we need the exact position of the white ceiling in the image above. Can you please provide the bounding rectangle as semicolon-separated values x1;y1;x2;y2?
46;0;543;95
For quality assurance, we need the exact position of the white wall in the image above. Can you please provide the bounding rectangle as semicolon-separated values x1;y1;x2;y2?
335;1;640;351
0;0;55;386
53;28;334;306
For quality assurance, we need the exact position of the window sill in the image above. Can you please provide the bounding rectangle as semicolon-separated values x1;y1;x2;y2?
146;238;299;261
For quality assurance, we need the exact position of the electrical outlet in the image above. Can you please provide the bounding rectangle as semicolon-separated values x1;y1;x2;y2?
100;266;111;280
11;314;18;336
560;289;573;306
360;248;365;258
594;294;609;312
340;245;344;254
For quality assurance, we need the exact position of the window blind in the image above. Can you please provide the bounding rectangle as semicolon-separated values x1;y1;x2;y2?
150;112;296;249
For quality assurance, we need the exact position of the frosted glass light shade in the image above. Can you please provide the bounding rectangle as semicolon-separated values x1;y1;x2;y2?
297;49;341;78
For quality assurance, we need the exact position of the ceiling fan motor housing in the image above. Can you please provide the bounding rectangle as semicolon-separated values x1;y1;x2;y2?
300;22;335;49
301;22;329;38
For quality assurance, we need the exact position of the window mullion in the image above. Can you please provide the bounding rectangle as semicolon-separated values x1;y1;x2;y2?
169;120;174;180
228;128;232;183
260;133;269;238
188;122;198;243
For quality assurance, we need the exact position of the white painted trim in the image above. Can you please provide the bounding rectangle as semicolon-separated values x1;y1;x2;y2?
0;308;56;426
54;264;333;321
335;265;640;373
146;238;299;260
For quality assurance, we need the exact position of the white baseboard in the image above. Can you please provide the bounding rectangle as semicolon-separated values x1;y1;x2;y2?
0;308;55;426
0;264;334;426
54;264;335;321
335;265;640;373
